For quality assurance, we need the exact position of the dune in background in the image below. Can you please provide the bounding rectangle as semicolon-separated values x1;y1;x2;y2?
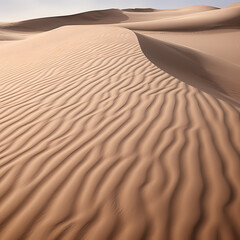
0;4;240;240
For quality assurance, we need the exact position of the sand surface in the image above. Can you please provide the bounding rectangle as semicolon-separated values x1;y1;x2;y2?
0;4;240;240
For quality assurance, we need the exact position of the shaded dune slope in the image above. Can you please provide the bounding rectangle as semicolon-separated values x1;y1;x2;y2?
1;4;240;240
135;33;240;104
136;29;240;66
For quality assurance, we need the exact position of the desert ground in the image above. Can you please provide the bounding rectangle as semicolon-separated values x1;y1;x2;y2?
0;3;240;240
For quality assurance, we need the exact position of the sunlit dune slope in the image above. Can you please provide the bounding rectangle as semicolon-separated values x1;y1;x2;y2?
0;4;240;240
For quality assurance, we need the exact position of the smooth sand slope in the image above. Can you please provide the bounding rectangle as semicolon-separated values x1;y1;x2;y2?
0;4;240;240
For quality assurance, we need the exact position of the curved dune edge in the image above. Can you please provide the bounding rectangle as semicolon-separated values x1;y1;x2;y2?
134;29;240;66
134;32;240;105
0;25;240;240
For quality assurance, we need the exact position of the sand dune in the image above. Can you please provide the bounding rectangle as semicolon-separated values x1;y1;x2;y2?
121;6;218;23
0;9;128;31
137;29;240;65
119;7;240;31
0;4;240;240
135;33;240;103
0;6;219;32
225;3;240;8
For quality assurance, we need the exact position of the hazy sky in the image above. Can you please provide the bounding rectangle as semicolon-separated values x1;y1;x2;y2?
0;0;238;22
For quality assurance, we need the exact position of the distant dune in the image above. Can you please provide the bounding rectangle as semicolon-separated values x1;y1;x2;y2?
225;2;240;8
0;9;128;31
119;7;240;31
0;3;240;240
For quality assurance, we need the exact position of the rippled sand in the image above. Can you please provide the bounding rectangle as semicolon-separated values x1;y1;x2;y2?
0;4;240;240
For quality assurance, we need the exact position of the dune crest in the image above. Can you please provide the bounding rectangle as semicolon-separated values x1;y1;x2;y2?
135;33;240;104
0;9;128;31
0;4;240;240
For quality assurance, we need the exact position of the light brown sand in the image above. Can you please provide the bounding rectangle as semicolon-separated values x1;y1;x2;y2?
0;4;240;240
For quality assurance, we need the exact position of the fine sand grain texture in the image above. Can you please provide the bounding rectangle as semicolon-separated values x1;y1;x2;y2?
0;4;240;240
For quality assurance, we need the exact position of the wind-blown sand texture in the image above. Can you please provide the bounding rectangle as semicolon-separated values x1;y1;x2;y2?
0;4;240;240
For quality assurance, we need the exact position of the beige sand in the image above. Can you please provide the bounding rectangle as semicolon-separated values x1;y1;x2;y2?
0;4;240;240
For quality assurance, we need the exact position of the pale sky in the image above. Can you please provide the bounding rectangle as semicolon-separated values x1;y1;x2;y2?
0;0;238;22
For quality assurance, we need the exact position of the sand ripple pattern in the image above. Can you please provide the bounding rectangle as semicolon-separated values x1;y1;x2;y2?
0;26;240;240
